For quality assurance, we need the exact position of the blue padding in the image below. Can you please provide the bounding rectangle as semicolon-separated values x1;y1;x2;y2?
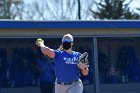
0;20;140;28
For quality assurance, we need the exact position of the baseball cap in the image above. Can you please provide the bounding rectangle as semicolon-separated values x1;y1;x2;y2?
62;34;73;42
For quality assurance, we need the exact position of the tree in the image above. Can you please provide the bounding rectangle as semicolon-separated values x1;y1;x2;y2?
0;0;24;19
0;0;94;20
89;0;140;19
0;0;7;19
23;0;80;20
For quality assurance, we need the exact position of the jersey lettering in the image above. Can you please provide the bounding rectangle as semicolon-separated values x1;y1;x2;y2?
63;57;78;64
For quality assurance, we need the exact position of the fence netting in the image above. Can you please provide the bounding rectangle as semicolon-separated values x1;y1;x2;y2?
0;37;94;88
1;37;140;90
98;37;140;84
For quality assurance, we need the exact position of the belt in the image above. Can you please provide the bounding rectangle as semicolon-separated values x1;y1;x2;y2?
57;79;79;85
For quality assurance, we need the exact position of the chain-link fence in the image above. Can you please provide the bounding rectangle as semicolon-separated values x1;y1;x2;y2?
0;37;140;93
98;37;140;84
0;37;94;88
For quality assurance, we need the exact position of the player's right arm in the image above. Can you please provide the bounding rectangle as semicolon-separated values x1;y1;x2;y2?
36;38;55;58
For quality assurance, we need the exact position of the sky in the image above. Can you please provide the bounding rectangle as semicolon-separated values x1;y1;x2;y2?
24;0;140;6
129;0;140;13
24;0;140;12
24;0;140;8
23;0;140;20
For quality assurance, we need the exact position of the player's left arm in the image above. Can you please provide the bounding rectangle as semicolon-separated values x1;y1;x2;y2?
77;52;89;76
80;67;89;76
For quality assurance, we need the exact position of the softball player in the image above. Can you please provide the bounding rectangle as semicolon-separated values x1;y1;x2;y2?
36;34;89;93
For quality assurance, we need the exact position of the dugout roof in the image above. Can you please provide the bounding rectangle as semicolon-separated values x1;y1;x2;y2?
0;20;140;29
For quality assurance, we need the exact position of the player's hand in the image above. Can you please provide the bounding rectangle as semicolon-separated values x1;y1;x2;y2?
36;38;45;47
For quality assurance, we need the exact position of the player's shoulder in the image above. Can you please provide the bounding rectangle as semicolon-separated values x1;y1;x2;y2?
72;51;81;56
54;49;64;54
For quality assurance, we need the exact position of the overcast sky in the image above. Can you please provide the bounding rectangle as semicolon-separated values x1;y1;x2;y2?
24;0;140;7
24;0;140;12
22;0;140;20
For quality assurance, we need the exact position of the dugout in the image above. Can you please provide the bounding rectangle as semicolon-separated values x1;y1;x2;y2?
0;20;140;93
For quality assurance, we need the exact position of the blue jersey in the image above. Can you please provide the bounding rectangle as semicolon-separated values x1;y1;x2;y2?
54;50;81;83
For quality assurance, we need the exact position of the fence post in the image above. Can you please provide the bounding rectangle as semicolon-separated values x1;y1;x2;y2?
93;37;100;93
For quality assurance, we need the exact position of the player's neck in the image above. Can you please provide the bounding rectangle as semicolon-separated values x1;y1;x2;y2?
64;48;72;54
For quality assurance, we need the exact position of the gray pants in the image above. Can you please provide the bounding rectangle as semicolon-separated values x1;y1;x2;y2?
55;79;83;93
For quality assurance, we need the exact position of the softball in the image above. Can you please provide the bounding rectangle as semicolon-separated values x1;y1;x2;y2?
37;38;44;42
